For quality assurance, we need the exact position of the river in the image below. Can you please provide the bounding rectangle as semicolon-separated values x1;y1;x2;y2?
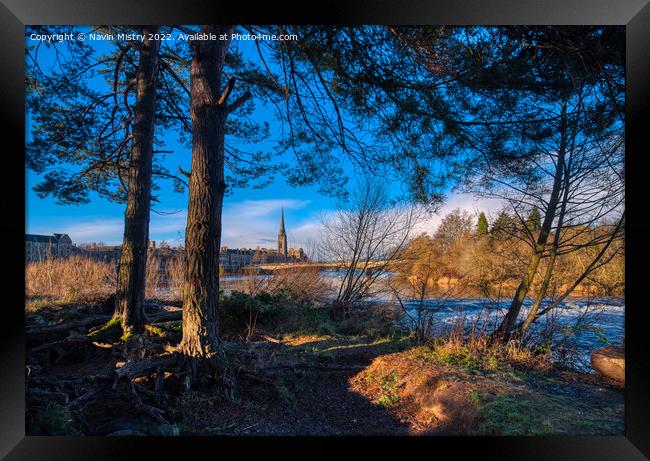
167;270;625;371
316;270;625;371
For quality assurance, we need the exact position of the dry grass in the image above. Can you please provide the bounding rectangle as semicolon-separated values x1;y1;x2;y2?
145;252;186;300
233;266;328;301
408;321;550;372
26;255;116;302
350;342;622;435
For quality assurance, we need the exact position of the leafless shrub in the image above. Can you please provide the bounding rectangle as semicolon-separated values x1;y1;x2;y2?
146;251;185;301
319;177;423;310
234;265;328;301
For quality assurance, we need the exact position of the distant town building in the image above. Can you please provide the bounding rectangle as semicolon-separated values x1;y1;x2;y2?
25;233;73;262
220;208;306;267
25;209;307;269
76;242;122;263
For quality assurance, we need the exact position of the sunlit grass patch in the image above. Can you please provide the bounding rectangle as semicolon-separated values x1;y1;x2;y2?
405;329;548;373
26;256;116;303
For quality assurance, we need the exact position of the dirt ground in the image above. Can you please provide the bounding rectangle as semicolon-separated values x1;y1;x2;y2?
25;300;624;436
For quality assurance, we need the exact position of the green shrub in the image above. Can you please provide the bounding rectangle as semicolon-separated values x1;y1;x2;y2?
377;371;401;407
26;402;75;435
219;289;332;339
219;290;286;338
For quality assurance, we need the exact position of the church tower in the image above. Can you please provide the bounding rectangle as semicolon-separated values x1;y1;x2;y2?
278;207;288;259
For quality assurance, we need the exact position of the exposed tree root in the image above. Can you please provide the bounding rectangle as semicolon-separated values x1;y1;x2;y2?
27;311;184;355
28;335;95;355
26;315;112;346
69;387;105;407
27;388;70;405
257;363;366;372
129;381;169;424
114;353;181;381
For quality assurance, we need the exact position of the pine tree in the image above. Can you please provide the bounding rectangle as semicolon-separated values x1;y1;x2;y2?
525;207;542;233
476;212;489;236
490;212;514;236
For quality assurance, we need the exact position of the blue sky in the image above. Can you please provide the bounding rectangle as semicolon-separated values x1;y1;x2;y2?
25;27;502;250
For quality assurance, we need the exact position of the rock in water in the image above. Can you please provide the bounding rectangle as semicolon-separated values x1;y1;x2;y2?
591;346;625;383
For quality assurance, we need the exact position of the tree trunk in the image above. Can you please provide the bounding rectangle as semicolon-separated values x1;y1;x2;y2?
520;158;572;335
114;27;161;335
520;249;558;334
494;100;568;340
177;26;234;358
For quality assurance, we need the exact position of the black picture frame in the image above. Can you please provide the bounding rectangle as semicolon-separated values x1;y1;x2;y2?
2;1;648;459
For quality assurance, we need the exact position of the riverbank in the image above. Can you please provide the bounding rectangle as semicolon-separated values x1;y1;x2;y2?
25;295;623;436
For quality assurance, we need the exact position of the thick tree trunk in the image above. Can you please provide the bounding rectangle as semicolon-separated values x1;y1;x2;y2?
494;101;568;340
114;27;161;334
177;26;234;358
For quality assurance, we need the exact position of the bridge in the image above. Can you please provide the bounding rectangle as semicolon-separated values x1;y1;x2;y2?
242;260;397;273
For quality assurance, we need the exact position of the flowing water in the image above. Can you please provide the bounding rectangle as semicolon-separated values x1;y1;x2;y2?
158;270;625;371
317;270;625;371
395;296;624;371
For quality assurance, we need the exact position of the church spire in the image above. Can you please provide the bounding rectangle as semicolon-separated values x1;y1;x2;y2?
278;207;288;258
280;207;285;233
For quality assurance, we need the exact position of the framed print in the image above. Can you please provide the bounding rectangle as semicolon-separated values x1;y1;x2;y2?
1;0;649;459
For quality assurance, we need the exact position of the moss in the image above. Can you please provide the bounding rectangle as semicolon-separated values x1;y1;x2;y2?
475;393;624;436
476;394;564;435
120;331;133;342
145;324;167;338
87;316;121;340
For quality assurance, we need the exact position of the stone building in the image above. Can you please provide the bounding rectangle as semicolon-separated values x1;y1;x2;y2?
218;209;307;269
25;210;306;269
287;247;306;260
25;233;73;262
76;242;122;263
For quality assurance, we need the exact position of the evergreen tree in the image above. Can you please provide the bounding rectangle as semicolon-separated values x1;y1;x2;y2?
490;212;515;236
476;212;489;236
525;207;542;233
26;26;173;334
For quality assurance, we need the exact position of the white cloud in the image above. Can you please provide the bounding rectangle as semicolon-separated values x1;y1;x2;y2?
27;194;503;250
28;199;313;247
217;199;313;249
233;199;311;218
51;218;125;244
414;193;504;236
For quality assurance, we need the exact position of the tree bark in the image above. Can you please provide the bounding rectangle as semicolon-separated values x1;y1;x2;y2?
494;100;568;340
177;26;234;358
520;157;572;335
114;27;161;335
